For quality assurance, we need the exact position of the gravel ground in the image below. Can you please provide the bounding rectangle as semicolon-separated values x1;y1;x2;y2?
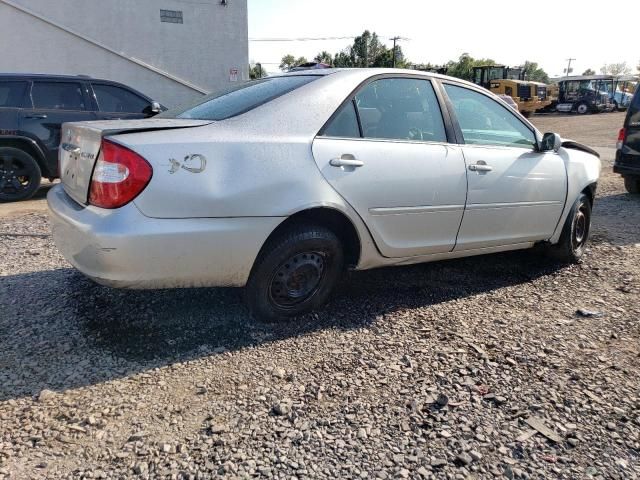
1;113;639;479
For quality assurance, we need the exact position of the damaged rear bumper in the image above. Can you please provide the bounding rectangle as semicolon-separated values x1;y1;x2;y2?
47;185;283;289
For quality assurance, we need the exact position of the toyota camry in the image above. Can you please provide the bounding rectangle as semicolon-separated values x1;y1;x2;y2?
48;69;601;321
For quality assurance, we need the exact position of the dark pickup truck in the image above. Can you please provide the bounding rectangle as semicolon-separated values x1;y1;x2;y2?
0;74;163;202
615;87;640;194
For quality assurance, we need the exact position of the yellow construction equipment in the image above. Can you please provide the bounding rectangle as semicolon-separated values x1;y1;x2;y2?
472;65;552;117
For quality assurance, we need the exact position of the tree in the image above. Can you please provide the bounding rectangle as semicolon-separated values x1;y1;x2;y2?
279;55;308;71
329;31;409;69
600;62;631;76
446;53;495;81
522;61;550;83
314;51;333;65
249;63;265;80
582;68;596;76
279;55;296;71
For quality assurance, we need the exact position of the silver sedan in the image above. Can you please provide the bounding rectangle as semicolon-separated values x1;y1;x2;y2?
48;69;601;321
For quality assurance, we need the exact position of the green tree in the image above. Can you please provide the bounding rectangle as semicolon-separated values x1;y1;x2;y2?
279;54;296;71
249;63;265;80
350;30;385;67
329;31;409;69
600;62;631;75
333;50;354;68
279;55;307;71
522;61;550;83
582;68;596;76
446;53;495;81
314;51;333;65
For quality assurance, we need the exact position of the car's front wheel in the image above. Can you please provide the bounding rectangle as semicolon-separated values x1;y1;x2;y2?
245;224;344;322
549;192;592;263
624;176;640;194
0;147;42;202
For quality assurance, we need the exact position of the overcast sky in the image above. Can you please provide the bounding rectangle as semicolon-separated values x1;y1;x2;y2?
248;0;638;77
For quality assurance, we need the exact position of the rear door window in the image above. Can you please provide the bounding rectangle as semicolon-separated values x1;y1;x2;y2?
0;81;28;108
322;101;361;138
93;84;150;113
165;76;319;120
31;82;87;111
354;78;447;142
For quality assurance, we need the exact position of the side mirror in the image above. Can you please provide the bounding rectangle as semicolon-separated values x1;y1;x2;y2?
143;101;162;117
540;132;562;153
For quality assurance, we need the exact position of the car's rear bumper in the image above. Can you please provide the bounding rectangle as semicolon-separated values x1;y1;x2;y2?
47;185;283;289
614;162;640;176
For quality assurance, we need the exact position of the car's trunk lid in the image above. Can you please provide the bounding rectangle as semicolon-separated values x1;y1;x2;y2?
59;118;211;205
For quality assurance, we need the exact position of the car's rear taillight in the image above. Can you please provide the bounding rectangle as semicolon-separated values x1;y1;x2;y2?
617;128;626;150
89;139;153;209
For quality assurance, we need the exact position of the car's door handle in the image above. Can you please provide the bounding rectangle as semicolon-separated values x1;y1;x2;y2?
330;155;364;168
469;163;493;172
24;114;47;119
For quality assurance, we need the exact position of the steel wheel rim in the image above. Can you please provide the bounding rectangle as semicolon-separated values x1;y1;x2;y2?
269;251;326;309
0;155;32;195
572;203;589;251
577;104;588;114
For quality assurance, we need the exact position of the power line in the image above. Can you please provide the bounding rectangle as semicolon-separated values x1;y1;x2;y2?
250;35;409;42
250;36;357;42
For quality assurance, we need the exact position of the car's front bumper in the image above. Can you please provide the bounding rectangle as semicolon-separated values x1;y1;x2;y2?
47;185;284;289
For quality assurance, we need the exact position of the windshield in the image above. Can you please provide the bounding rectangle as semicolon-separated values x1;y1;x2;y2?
160;76;319;121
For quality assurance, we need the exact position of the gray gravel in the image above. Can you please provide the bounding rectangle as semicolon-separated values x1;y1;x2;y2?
1;118;639;479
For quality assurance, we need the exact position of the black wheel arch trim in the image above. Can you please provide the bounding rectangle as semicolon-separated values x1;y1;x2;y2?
0;135;51;176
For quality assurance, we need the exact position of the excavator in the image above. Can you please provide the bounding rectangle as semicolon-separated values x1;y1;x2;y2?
472;65;553;117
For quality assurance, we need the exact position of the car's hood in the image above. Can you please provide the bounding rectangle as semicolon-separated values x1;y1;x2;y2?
561;139;600;158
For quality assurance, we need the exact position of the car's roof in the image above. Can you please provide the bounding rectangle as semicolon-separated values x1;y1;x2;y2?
275;67;473;85
0;73;110;82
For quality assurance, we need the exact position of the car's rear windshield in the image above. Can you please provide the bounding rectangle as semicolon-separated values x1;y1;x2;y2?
160;76;319;121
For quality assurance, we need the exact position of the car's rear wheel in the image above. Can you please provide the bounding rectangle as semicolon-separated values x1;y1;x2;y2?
0;147;42;202
549;193;592;263
245;224;344;322
624;176;640;194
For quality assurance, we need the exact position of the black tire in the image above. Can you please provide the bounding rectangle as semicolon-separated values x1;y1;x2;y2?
549;193;592;263
0;147;42;202
521;111;532;118
624;176;640;194
245;224;344;322
576;102;589;115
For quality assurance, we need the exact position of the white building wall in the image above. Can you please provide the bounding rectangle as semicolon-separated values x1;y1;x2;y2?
0;0;249;107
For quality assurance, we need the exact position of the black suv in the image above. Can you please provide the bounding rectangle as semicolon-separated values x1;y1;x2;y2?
0;74;163;202
615;87;640;194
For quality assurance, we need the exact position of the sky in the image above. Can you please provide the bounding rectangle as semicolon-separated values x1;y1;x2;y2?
248;0;638;77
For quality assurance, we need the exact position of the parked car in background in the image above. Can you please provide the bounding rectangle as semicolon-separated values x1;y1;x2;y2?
615;86;640;193
289;62;332;72
48;69;601;321
0;74;164;202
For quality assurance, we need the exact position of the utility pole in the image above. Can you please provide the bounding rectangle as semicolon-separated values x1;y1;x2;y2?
392;36;400;68
565;58;576;77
